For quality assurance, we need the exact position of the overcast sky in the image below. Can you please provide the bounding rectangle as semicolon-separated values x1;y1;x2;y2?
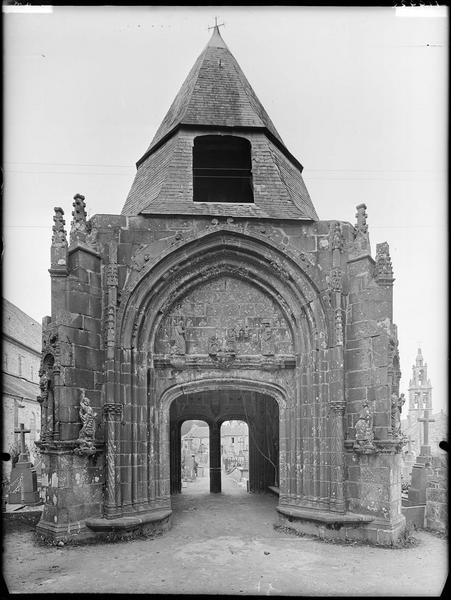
3;6;448;411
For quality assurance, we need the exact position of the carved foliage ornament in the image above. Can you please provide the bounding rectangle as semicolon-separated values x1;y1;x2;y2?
52;207;67;246
375;242;394;280
331;221;344;252
391;392;405;439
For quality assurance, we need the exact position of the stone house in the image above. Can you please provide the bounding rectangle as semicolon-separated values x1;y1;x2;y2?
3;298;42;478
181;423;209;477
221;421;249;468
36;26;407;545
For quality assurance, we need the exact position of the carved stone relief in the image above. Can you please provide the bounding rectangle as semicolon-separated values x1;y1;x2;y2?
155;276;294;356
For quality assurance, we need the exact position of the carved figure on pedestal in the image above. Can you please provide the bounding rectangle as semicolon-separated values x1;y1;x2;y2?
37;355;54;442
224;327;237;353
208;334;222;355
391;392;405;438
353;400;376;454
74;390;97;456
171;319;186;355
260;321;275;356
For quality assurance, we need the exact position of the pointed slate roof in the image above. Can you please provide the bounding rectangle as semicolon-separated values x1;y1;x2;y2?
145;26;284;156
122;27;318;221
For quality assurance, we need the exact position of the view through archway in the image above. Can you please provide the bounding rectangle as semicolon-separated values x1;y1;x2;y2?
220;420;249;495
180;420;210;495
169;389;280;498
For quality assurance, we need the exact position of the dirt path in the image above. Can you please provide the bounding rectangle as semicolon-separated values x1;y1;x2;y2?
3;475;448;595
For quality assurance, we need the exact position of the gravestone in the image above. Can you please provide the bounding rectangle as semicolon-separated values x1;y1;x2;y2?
8;423;41;506
407;409;435;505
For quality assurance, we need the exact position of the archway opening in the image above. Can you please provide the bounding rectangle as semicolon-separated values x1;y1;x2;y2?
180;419;210;495
220;420;249;496
169;388;279;498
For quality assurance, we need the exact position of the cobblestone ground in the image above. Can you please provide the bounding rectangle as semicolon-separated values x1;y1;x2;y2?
3;475;448;596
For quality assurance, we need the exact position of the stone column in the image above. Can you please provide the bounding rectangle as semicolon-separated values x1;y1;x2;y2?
103;403;122;517
209;422;221;493
329;400;345;512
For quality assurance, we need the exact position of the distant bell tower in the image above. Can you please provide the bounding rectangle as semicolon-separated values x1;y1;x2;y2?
407;348;432;446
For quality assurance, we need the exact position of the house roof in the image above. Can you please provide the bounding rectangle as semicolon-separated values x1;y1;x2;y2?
3;372;40;402
221;421;248;437
183;425;210;440
3;298;42;353
121;27;318;221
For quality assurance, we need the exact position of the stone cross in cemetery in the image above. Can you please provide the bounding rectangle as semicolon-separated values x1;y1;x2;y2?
406;408;436;508
8;423;40;506
418;408;435;452
15;423;31;460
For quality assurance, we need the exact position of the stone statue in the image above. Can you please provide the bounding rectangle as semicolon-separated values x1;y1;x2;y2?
391;392;405;437
261;322;275;356
224;328;237;354
172;319;186;355
37;369;49;404
353;400;376;453
74;390;97;456
208;335;222;355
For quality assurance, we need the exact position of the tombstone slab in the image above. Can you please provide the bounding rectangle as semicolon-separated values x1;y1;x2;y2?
8;424;41;506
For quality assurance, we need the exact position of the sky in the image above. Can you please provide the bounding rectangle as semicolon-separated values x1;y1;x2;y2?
3;6;448;411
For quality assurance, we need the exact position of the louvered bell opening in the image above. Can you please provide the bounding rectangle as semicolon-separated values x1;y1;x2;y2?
193;135;254;203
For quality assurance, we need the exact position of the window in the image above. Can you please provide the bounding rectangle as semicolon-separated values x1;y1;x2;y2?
193;135;254;203
18;355;23;376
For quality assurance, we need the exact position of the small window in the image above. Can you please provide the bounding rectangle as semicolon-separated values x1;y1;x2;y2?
193;135;254;203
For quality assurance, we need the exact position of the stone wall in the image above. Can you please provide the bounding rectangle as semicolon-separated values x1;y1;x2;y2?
425;454;448;533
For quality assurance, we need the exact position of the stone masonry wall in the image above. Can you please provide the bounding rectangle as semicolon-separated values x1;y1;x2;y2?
425;454;448;533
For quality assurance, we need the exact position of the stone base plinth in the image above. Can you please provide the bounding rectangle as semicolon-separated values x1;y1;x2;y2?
277;505;406;546
36;509;172;545
86;508;172;536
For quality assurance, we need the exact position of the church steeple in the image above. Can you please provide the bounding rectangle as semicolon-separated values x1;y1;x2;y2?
122;27;318;220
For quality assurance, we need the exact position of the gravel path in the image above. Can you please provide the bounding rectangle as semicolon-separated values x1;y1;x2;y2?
3;475;448;596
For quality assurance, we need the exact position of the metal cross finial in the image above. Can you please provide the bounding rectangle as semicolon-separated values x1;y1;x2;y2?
208;16;225;31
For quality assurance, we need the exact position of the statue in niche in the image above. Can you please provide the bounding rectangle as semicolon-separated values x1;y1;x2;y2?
391;392;405;438
74;390;97;456
171;319;186;355
353;400;376;454
261;321;275;356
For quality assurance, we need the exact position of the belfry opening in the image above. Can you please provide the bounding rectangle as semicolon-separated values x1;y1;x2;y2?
36;24;407;546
